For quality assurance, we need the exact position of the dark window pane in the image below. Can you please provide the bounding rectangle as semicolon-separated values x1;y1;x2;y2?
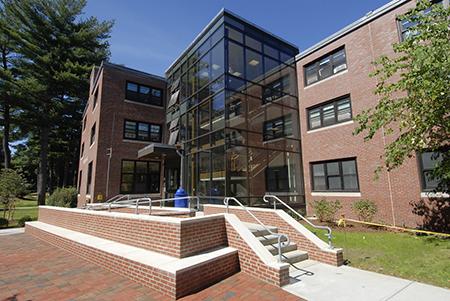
332;49;347;73
122;160;134;173
228;42;244;77
337;98;351;121
322;104;335;126
138;123;149;140
326;162;340;176
264;56;279;74
264;44;279;59
305;64;318;85
226;26;243;43
309;109;321;129
211;40;224;80
246;49;263;81
342;160;357;175
311;159;359;192
245;35;262;52
127;82;138;92
212;92;225;131
136;161;148;174
140;85;150;94
318;57;332;79
328;176;342;190
124;121;136;139
313;176;327;190
343;175;358;190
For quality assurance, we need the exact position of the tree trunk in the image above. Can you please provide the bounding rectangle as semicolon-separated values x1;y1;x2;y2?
37;126;49;205
1;48;11;169
2;102;11;169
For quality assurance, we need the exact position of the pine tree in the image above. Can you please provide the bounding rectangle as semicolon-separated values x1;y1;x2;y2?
0;0;113;204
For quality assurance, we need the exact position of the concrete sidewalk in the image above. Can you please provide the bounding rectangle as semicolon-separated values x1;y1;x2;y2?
284;260;449;301
0;227;25;236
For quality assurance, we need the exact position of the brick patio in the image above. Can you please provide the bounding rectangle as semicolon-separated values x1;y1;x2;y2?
0;233;301;301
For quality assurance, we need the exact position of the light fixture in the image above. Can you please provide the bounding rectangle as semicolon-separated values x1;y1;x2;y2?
249;59;260;66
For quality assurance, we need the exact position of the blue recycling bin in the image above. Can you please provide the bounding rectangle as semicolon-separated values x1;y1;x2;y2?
174;187;188;208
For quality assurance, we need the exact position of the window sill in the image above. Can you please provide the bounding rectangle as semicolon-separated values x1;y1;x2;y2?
124;99;164;109
122;139;158;145
307;120;353;134
421;192;449;198
304;69;348;89
311;191;361;197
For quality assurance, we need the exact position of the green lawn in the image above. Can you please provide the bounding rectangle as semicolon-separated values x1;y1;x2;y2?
308;226;450;288
1;194;39;228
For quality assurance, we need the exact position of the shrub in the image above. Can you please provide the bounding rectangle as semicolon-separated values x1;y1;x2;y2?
352;199;378;222
46;187;78;208
0;217;8;227
313;199;342;223
17;215;34;227
0;169;28;219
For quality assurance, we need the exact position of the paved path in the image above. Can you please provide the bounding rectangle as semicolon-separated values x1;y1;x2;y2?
0;233;301;300
284;260;450;301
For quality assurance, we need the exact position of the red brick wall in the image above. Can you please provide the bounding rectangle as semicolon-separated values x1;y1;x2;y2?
38;207;227;258
205;206;343;266
296;0;427;227
26;223;239;299
223;218;290;286
78;63;167;206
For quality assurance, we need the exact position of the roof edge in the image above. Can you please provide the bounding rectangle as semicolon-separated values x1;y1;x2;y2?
296;0;410;61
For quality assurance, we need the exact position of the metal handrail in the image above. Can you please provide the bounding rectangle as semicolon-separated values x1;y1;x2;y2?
87;195;201;215
263;194;333;248
224;197;290;263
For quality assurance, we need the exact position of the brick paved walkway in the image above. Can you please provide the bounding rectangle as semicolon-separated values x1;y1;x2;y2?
0;233;301;300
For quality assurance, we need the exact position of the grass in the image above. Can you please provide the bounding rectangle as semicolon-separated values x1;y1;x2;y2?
1;194;39;228
307;225;450;288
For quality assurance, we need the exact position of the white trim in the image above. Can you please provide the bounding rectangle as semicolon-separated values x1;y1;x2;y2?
124;99;164;109
421;192;449;198
307;120;354;134
303;69;348;89
89;141;95;149
122;139;153;145
311;192;361;197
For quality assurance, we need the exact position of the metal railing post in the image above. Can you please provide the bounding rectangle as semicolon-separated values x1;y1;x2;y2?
135;200;139;215
264;194;333;249
224;197;290;263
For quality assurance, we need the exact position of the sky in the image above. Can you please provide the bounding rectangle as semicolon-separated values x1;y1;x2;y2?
84;0;390;77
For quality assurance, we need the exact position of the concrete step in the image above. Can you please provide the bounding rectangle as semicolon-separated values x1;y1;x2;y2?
244;222;278;237
257;234;288;246
280;249;308;264
265;242;298;255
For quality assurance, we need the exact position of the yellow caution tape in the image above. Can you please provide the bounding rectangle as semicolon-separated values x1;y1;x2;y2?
343;218;450;237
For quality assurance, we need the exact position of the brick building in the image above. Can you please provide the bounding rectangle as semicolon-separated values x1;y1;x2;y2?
77;0;447;226
296;0;448;226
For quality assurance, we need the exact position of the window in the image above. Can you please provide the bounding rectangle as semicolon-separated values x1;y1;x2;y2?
263;115;292;141
125;81;163;106
228;42;244;77
419;151;445;191
78;170;82;193
311;158;359;192
398;0;443;41
123;120;161;142
246;48;263;81
90;123;96;146
93;88;98;110
80;143;84;158
263;76;289;103
86;161;93;195
83;116;87;131
120;160;161;194
266;165;289;192
307;96;352;130
304;48;347;86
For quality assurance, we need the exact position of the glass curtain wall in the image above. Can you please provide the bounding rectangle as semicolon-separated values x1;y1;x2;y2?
166;12;304;207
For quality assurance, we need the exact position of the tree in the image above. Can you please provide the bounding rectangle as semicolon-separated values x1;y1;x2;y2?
0;0;113;204
354;0;450;191
0;168;27;220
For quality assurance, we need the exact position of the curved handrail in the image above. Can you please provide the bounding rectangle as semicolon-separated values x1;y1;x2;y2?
263;194;333;249
224;197;290;263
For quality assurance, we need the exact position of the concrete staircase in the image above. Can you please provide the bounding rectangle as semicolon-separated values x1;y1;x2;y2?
245;222;308;265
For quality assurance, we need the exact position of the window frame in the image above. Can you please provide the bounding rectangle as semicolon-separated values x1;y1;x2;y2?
122;119;162;143
120;159;161;194
125;80;163;107
303;47;347;86
310;158;360;192
418;150;446;192
307;95;352;130
90;123;96;146
263;114;292;141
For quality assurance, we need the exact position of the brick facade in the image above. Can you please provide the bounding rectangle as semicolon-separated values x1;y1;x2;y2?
77;63;167;207
296;0;443;227
204;205;343;266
